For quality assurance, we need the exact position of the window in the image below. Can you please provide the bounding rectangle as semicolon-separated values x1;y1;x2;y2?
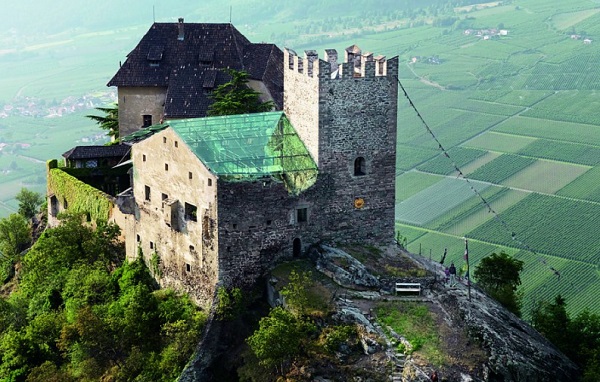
297;208;308;223
150;241;154;250
188;172;193;180
208;179;212;187
185;202;198;222
175;141;178;148
266;220;272;226
189;245;195;252
145;185;151;201
165;163;169;171
50;196;59;217
136;234;141;242
143;114;152;128
161;193;168;208
143;154;147;162
163;137;167;144
354;157;366;176
185;263;191;272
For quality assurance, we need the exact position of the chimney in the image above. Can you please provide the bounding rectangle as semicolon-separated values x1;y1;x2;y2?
178;18;184;41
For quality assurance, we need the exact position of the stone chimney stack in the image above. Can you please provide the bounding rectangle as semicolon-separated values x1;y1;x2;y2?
178;18;184;41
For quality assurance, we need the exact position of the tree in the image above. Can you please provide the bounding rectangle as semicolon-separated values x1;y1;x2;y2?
247;306;315;373
281;270;312;317
15;188;44;220
531;295;571;352
207;69;274;116
473;251;524;316
86;104;119;141
0;213;31;259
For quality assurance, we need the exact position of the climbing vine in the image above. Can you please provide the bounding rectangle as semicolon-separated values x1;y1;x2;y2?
47;167;114;222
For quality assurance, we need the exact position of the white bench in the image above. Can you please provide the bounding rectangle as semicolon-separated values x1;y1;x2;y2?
395;282;421;296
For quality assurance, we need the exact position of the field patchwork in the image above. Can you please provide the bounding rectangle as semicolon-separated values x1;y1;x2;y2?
396;177;490;226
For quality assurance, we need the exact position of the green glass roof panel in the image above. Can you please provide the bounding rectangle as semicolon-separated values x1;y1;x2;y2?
168;112;318;180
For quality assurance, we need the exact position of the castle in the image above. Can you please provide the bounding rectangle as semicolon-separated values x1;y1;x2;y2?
47;21;398;308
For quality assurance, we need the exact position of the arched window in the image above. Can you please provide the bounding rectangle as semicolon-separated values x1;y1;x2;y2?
354;157;366;176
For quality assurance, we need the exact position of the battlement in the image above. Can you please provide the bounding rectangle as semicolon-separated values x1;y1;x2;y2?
284;45;398;80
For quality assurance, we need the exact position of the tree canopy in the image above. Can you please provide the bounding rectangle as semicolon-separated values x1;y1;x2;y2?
207;69;275;116
15;188;44;220
473;251;524;316
531;295;600;382
0;213;205;381
86;104;119;141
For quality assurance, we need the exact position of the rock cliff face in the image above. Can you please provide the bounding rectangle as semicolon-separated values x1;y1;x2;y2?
180;245;580;382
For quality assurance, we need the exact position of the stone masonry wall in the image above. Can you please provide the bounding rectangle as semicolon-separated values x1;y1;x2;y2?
283;49;399;248
118;86;167;138
283;51;320;164
129;128;218;308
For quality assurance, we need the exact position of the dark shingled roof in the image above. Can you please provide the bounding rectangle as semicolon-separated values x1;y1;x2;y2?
107;22;283;118
62;145;131;160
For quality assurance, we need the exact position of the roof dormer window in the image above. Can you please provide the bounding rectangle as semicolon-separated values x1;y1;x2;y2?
147;45;164;67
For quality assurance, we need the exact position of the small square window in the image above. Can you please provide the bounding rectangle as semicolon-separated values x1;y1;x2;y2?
144;185;151;201
266;220;272;226
165;163;169;171
185;202;198;222
233;224;238;229
143;154;146;162
163;137;167;144
150;241;154;250
185;263;191;272
143;114;152;127
189;245;195;252
208;179;213;187
175;141;178;148
297;208;308;223
189;172;193;180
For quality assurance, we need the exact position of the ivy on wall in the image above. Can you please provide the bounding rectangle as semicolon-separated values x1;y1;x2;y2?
47;162;114;222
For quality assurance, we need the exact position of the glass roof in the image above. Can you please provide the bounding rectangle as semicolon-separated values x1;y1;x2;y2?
124;112;318;194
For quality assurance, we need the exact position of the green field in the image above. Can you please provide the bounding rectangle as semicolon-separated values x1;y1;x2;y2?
383;0;600;317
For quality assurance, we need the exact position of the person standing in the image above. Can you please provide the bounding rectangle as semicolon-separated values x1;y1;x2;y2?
449;262;457;287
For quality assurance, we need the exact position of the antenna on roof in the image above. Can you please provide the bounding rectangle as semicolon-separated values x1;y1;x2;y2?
229;6;232;24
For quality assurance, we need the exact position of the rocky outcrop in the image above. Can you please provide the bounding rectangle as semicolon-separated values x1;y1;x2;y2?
308;245;380;289
439;287;580;381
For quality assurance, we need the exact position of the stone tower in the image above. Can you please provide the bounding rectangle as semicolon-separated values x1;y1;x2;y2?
284;47;399;243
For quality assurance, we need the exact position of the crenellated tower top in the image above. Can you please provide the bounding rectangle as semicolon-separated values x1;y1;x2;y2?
284;45;395;80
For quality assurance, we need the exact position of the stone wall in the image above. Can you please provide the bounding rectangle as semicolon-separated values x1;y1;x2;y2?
284;48;399;247
129;128;219;308
118;86;167;138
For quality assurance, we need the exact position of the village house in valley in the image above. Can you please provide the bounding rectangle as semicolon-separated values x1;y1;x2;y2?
47;19;398;308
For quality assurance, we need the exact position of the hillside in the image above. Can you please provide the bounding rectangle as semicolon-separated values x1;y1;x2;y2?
1;0;600;319
178;244;580;381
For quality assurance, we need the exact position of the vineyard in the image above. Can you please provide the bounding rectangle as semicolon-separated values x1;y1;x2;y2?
557;166;600;203
517;139;600;166
416;147;487;175
395;171;443;201
467;154;536;184
464;132;536;153
520;90;600;125
396;177;489;226
373;0;600;318
467;193;600;264
493;116;600;145
501;160;589;194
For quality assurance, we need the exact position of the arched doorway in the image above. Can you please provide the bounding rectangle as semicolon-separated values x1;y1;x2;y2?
293;238;301;257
